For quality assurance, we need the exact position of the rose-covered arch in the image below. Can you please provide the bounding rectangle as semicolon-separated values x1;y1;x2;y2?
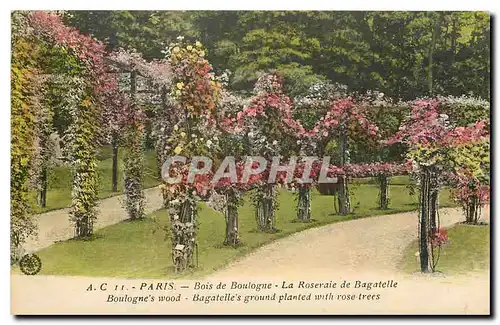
386;99;489;272
28;11;125;241
156;39;222;272
11;11;121;262
106;49;173;220
11;11;44;262
228;74;389;224
282;94;380;216
10;11;175;262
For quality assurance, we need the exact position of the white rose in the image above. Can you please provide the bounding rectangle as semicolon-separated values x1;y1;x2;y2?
273;140;278;145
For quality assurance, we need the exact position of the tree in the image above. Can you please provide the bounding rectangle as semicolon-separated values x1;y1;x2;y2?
65;11;490;101
195;11;325;94
64;11;198;59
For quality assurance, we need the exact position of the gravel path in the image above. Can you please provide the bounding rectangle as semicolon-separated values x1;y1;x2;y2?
208;206;490;279
12;202;490;314
23;187;164;252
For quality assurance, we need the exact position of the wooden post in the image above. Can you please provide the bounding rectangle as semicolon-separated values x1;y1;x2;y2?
157;86;168;178
297;185;311;222
111;133;118;192
419;167;432;273
378;174;389;210
224;189;240;246
130;70;137;107
338;127;350;215
430;189;438;231
255;184;277;232
38;166;48;208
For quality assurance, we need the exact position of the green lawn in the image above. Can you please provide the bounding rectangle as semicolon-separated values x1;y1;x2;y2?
30;162;414;214
352;175;413;185
399;224;490;275
29;145;161;214
27;184;456;279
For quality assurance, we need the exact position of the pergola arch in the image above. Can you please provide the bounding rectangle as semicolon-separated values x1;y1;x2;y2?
10;11;175;261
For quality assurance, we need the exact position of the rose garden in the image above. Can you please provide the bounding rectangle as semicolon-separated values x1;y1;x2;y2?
11;11;490;278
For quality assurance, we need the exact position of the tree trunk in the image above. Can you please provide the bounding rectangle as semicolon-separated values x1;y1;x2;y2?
451;15;457;64
297;186;311;222
428;12;444;95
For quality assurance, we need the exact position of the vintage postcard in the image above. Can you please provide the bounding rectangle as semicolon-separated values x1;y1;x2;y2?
10;10;491;315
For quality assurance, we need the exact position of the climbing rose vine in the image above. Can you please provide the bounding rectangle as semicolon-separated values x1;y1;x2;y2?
158;39;222;272
29;11;123;238
386;98;489;272
11;22;43;262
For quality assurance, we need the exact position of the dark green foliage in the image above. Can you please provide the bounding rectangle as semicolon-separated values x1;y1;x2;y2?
64;11;489;101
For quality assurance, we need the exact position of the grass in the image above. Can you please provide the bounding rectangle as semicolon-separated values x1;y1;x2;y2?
27;184;456;279
399;224;490;275
352;175;413;185
29;145;161;214
30;162;413;214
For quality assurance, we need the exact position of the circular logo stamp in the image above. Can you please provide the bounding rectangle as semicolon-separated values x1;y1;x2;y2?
19;254;42;275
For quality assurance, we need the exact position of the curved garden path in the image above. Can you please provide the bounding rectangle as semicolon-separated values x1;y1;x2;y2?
23;187;164;252
208;206;490;279
12;201;490;314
